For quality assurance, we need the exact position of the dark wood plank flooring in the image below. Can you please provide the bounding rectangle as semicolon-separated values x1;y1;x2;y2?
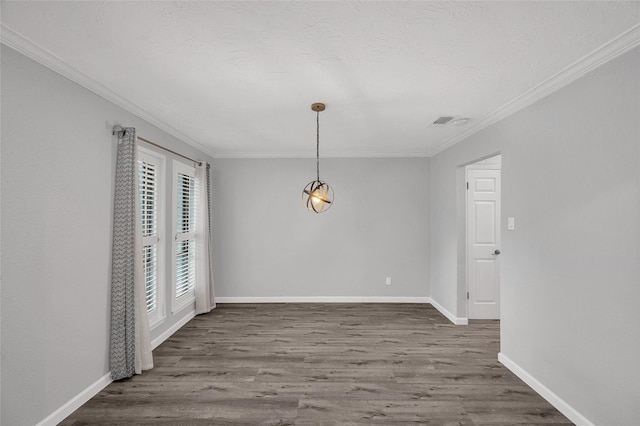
62;303;572;425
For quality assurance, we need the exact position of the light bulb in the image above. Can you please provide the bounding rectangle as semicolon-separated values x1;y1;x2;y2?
302;180;333;213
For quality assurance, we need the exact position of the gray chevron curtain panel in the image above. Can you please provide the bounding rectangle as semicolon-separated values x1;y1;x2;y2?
110;127;153;380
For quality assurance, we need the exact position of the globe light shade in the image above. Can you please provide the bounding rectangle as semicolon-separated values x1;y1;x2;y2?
302;180;334;213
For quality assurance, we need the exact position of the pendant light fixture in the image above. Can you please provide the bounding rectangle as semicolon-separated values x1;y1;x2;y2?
302;102;334;213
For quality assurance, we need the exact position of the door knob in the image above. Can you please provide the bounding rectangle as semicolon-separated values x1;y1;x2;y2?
493;250;501;255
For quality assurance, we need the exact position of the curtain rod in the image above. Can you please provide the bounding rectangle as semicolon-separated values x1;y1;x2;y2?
112;125;202;166
137;136;202;166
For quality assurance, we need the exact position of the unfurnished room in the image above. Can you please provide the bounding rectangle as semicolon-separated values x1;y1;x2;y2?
1;1;639;425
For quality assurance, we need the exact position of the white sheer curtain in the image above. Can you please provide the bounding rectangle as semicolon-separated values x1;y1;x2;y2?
195;162;215;314
133;145;153;373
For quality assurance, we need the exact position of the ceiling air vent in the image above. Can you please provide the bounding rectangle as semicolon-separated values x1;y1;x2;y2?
431;116;454;126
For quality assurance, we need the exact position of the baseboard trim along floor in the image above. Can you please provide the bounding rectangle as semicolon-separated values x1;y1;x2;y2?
151;309;196;350
498;352;594;426
428;298;469;325
215;296;432;304
216;297;471;326
38;309;196;426
36;372;113;426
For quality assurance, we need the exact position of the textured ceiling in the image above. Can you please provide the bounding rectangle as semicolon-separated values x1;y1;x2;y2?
2;2;639;157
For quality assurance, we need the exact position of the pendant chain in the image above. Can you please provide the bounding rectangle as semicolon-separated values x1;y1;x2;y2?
316;110;320;182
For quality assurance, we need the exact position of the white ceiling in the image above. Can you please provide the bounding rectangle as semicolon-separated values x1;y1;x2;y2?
2;2;639;157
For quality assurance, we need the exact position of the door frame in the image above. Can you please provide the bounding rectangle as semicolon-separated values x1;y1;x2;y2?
455;153;502;322
465;163;501;319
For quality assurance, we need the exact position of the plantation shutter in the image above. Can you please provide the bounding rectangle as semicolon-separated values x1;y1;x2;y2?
138;159;159;313
175;172;196;298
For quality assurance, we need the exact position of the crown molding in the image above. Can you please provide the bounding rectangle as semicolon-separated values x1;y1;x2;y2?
3;21;638;160
1;24;219;159
428;22;640;157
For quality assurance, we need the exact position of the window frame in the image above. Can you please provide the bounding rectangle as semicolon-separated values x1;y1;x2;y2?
137;147;166;329
171;160;197;313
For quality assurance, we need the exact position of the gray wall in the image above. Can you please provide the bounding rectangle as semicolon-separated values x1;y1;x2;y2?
0;46;213;425
430;47;639;425
211;158;430;298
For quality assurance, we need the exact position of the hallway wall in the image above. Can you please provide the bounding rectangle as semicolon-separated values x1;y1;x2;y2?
429;47;640;425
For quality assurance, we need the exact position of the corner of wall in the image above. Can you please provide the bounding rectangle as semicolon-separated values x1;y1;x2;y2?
430;297;468;325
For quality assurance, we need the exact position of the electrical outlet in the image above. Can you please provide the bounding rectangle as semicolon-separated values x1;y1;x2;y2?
386;277;392;286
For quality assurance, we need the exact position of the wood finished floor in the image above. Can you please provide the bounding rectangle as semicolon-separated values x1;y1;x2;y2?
62;304;572;425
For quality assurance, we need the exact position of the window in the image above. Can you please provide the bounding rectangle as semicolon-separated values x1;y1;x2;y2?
172;161;196;312
138;148;165;328
137;150;200;324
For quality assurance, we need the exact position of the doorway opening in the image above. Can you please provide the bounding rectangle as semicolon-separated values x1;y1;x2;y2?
463;154;502;320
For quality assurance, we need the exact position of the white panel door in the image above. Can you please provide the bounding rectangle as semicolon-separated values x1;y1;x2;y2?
467;168;501;319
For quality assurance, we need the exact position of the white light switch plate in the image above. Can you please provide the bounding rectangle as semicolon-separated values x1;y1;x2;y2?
507;217;515;230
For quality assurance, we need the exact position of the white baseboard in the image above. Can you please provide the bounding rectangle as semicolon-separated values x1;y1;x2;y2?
37;372;112;426
151;309;196;349
38;310;196;425
429;298;468;325
498;352;594;426
216;296;432;304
